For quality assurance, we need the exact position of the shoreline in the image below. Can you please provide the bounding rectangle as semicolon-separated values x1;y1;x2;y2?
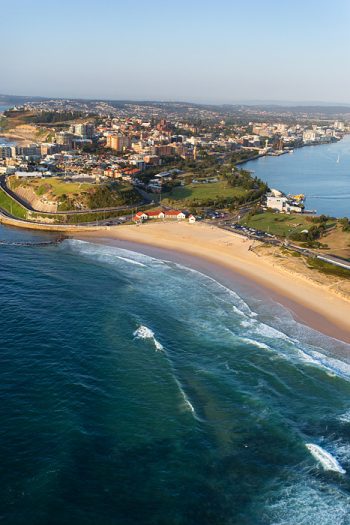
74;222;350;345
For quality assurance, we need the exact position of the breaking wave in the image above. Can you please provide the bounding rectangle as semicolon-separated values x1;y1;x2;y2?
305;443;346;474
133;325;164;352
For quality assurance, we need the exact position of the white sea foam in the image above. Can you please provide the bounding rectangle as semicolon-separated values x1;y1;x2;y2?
66;239;151;267
174;378;195;413
172;377;203;422
239;337;270;350
251;321;293;342
114;255;146;267
267;476;350;525
133;325;164;352
172;263;255;316
338;410;350;423
305;443;346;474
296;347;350;380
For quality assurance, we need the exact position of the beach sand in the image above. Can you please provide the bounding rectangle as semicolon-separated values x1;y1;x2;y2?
75;221;350;344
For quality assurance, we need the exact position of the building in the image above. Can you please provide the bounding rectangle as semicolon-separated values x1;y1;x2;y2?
56;132;75;149
0;146;12;159
266;189;304;213
152;145;175;157
303;130;317;143
133;209;187;222
70;123;95;139
106;133;131;152
15;171;42;179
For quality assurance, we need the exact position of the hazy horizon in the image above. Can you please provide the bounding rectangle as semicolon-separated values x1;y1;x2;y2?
1;0;350;104
2;93;350;108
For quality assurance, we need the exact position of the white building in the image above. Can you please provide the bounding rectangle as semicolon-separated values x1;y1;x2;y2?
303;130;317;143
266;189;303;213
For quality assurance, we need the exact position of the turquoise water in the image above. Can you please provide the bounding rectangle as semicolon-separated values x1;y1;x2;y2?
243;135;350;217
1;224;350;524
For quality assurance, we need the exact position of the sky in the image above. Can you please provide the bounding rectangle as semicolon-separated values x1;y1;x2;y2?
1;0;350;104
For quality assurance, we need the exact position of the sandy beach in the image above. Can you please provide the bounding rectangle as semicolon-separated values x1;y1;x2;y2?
76;221;350;344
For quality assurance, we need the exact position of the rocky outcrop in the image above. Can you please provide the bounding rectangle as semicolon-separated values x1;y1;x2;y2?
12;186;58;213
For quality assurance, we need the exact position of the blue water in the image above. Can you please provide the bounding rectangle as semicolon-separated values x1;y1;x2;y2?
243;135;350;217
1;224;350;524
0;136;15;146
0;104;12;112
0;104;15;145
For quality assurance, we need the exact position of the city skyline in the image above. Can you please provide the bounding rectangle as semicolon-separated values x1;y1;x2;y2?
2;0;350;104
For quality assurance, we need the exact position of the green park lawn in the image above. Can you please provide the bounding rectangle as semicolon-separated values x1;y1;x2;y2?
162;181;247;205
240;212;334;237
0;188;27;219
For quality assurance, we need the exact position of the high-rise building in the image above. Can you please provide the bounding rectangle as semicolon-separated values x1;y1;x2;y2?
0;146;12;159
56;132;75;149
70;123;95;138
106;133;131;152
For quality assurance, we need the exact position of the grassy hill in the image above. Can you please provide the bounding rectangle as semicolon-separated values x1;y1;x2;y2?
8;176;140;211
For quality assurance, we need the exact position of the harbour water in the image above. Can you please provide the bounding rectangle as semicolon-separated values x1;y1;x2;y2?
0;136;15;146
1;225;350;524
243;135;350;217
0;104;12;112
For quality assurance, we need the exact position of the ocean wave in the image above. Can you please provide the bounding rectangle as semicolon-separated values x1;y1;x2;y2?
305;443;346;474
133;325;164;352
296;347;350;380
173;377;199;419
266;476;350;525
241;314;350;381
251;321;294;341
66;240;350;382
239;337;270;350
338;410;350;424
172;262;255;316
113;255;146;267
65;239;151;267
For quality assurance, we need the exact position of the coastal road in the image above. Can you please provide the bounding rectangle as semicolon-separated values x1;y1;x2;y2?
218;220;350;272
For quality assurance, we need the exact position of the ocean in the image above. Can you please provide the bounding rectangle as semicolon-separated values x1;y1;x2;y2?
1;224;350;524
242;135;350;217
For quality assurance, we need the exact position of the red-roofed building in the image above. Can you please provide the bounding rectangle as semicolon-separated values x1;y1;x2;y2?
133;209;187;222
133;211;148;222
164;210;186;220
146;210;165;219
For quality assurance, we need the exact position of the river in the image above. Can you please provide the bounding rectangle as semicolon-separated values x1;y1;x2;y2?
242;135;350;217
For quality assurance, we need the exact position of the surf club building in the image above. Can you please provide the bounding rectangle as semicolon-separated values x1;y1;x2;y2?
133;209;195;223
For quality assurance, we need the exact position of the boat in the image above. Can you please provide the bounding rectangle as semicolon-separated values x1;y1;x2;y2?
336;154;340;163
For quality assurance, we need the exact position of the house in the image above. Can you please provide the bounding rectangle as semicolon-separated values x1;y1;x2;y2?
133;211;148;222
188;214;196;224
